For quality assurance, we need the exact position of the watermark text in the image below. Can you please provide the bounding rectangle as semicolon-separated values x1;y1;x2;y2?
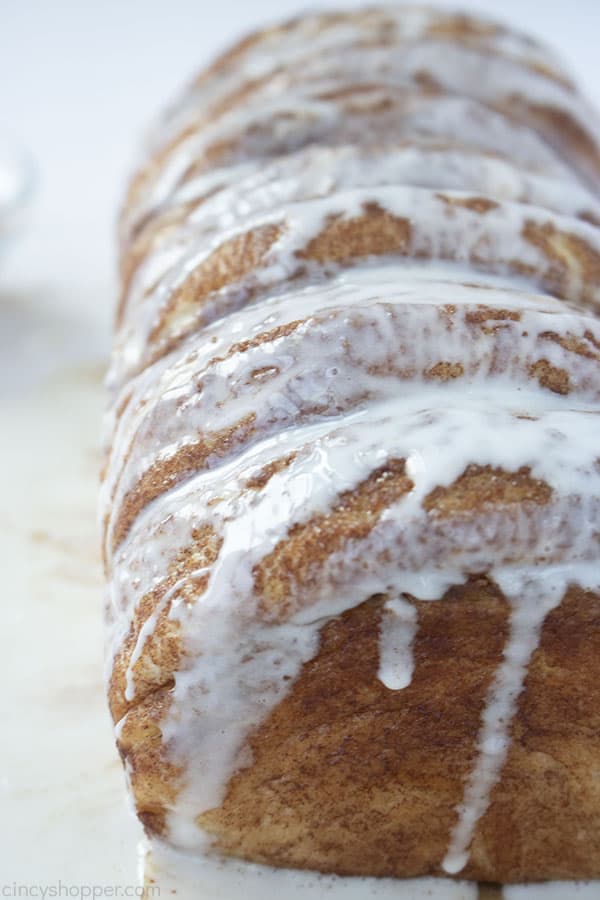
1;883;159;899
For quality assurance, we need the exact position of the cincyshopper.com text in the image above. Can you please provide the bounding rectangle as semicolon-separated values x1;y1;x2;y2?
1;885;159;899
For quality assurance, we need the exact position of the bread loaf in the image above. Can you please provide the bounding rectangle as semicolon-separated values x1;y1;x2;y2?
102;6;600;883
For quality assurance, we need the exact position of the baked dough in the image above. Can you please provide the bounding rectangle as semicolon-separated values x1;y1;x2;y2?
103;5;600;882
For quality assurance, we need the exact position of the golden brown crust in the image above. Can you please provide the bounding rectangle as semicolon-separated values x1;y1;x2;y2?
110;413;256;552
522;220;600;295
115;580;600;879
466;587;600;881
117;690;180;839
254;459;413;616
192;582;600;880
201;586;507;877
422;464;552;517
528;358;570;394
109;524;222;724
149;223;284;346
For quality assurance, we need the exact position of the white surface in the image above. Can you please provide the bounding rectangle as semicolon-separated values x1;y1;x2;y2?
1;368;140;886
1;0;600;893
145;841;481;899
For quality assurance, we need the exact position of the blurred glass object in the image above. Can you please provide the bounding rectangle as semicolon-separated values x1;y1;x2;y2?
0;137;35;256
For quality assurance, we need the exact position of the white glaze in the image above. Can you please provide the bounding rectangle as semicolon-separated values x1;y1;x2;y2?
104;3;600;887
112;185;600;386
128;4;590;230
108;386;600;849
143;838;479;899
149;39;600;189
151;4;573;151
136;143;600;246
104;274;600;549
378;596;418;690
119;141;599;333
142;838;600;899
122;92;575;252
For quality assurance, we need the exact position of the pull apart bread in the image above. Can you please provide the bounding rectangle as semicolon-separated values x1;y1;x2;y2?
102;5;600;883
